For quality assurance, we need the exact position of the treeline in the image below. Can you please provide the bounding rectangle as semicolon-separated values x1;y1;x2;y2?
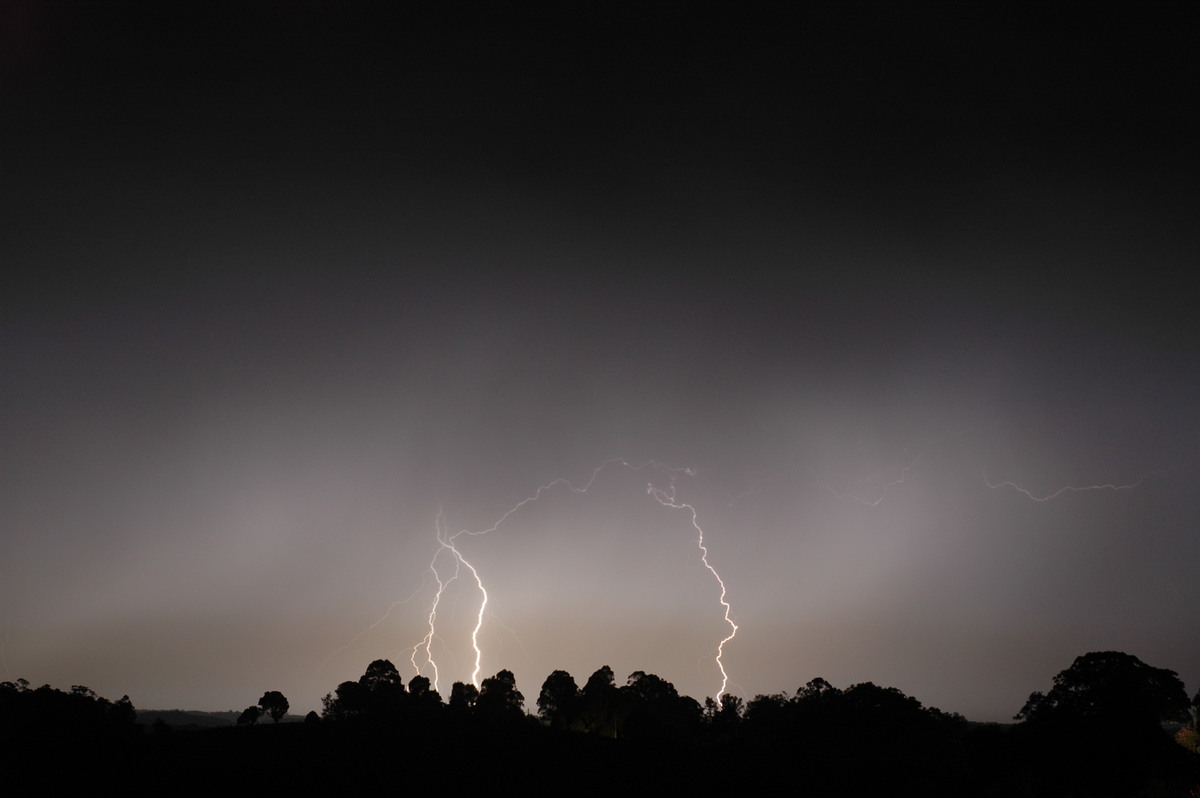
3;652;1198;796
0;679;138;740
293;651;1200;795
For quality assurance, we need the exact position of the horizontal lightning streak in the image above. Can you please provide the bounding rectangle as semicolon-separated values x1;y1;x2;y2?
982;469;1154;502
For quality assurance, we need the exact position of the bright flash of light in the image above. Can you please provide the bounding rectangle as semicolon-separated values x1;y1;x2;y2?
409;459;733;697
646;481;738;701
409;511;460;692
412;509;490;691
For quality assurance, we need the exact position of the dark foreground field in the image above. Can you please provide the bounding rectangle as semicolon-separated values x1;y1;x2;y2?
8;712;1200;796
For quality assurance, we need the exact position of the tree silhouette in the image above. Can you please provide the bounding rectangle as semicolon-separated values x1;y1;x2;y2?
476;669;524;719
108;695;136;727
360;659;405;694
448;681;478;714
1016;651;1190;730
620;671;699;742
258;690;289;723
1014;651;1195;796
1;679;139;741
322;681;366;720
537;670;579;730
703;693;744;743
577;666;620;737
408;674;432;698
236;705;260;726
321;659;408;719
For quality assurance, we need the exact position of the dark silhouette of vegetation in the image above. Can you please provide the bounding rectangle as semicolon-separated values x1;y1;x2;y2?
321;658;407;720
406;674;443;717
1178;688;1200;753
537;669;579;730
6;651;1197;795
258;690;289;723
1012;651;1197;796
447;680;478;714
620;670;701;743
535;667;700;741
1017;651;1191;729
0;680;139;741
1;677;142;780
577;665;621;737
475;669;524;721
1178;726;1200;755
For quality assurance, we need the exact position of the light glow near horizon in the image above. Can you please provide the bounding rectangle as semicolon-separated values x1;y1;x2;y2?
307;439;1194;713
393;460;738;699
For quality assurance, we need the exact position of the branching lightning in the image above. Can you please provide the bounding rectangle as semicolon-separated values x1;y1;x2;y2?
323;425;1191;704
409;511;457;692
646;480;739;699
406;459;736;699
407;509;490;692
320;581;431;674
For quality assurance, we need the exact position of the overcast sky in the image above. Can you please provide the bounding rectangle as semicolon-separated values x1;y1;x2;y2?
3;2;1198;721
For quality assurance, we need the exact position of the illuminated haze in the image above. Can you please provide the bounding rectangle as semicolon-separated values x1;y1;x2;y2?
2;4;1197;721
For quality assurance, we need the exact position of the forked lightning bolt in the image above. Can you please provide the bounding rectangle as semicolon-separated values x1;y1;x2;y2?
646;481;738;700
410;459;736;699
410;512;458;692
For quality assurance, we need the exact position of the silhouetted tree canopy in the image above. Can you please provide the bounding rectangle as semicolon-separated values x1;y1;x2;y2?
476;669;524;719
620;671;699;742
0;679;139;742
322;659;408;720
1016;651;1191;731
537;669;579;730
258;690;289;723
448;681;478;714
407;674;431;697
578;665;620;737
10;650;1196;795
407;674;443;713
1013;652;1197;795
359;659;404;694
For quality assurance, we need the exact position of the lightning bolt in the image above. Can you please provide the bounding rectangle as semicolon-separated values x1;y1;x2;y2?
409;512;459;692
812;444;929;506
409;509;491;690
646;480;738;700
455;546;489;688
982;467;1162;501
408;459;734;698
320;580;431;675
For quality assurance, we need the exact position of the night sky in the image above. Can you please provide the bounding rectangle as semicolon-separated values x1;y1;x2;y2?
3;3;1198;721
